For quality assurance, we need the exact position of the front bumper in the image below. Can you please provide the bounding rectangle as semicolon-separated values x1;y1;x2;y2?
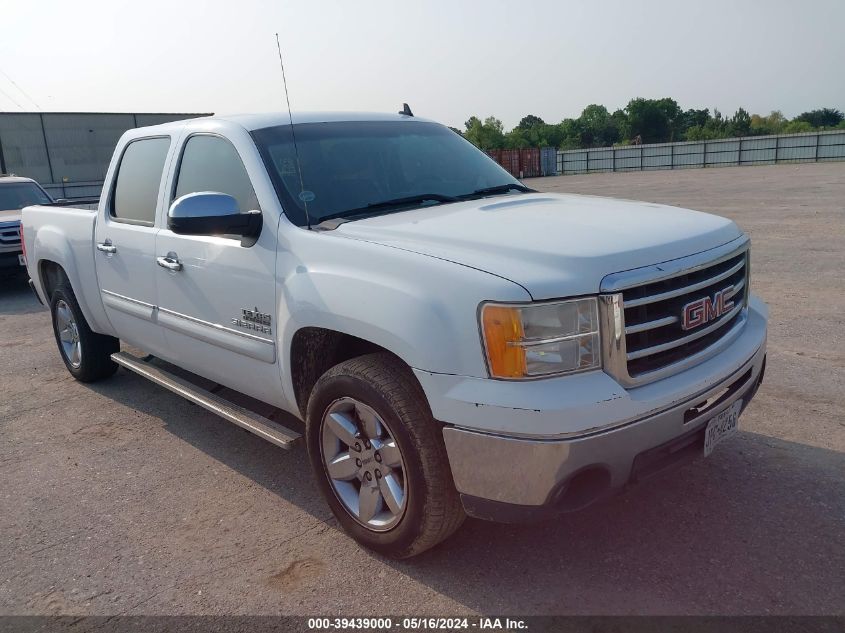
0;251;24;269
417;295;768;521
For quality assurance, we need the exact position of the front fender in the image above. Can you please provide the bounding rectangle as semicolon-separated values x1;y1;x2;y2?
276;229;530;405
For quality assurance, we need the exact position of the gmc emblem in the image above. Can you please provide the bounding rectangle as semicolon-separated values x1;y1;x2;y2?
681;286;735;331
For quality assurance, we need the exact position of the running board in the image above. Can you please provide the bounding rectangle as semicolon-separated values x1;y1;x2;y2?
111;351;301;450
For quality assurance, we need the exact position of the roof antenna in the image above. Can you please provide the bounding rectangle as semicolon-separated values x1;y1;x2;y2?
399;103;414;117
275;33;311;228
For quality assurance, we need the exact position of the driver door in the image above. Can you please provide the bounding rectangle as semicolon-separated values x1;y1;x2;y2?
153;132;281;405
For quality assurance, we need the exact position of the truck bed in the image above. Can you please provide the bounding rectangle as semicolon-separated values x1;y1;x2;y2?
21;203;106;332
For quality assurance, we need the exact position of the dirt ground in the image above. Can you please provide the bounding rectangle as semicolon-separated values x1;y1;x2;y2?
1;162;843;616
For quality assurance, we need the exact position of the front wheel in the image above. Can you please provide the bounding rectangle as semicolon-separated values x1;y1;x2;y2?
306;353;465;558
50;283;119;382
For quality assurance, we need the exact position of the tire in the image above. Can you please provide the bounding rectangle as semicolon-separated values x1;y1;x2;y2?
306;352;465;558
50;283;119;382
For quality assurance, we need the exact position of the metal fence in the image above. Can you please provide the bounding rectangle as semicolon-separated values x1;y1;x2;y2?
556;130;845;176
0;112;209;198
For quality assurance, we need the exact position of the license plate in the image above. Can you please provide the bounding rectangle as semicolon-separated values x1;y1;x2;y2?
18;254;26;266
703;399;742;457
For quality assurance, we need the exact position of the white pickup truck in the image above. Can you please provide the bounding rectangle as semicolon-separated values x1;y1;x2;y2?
21;111;768;558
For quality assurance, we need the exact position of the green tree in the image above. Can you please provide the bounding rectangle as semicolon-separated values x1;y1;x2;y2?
750;111;787;135
482;116;505;146
516;114;545;131
685;125;715;141
683;108;710;130
512;115;557;147
625;97;682;143
540;123;564;148
684;109;728;141
466;97;840;152
795;108;844;128
464;116;505;150
783;120;815;134
556;118;583;149
578;104;621;147
728;108;752;137
610;109;629;142
503;127;531;149
657;98;684;141
528;125;551;147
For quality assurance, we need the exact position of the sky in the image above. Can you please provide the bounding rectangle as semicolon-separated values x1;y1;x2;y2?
1;0;844;130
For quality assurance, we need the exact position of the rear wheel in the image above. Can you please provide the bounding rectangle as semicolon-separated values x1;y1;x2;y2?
50;283;119;382
306;353;465;558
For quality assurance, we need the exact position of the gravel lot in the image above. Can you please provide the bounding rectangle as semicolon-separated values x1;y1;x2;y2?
1;163;843;616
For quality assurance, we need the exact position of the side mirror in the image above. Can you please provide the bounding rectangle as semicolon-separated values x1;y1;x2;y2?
168;192;261;241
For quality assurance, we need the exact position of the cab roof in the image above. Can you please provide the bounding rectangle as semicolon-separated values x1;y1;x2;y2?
136;111;432;134
0;175;38;184
220;111;428;130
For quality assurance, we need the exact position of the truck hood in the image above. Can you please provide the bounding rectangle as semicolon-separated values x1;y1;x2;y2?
333;192;742;299
0;209;22;223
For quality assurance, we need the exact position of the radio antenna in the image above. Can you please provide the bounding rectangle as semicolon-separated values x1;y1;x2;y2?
275;33;311;228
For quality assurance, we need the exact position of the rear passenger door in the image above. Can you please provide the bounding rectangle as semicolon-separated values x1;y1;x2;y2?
154;133;281;404
94;136;170;356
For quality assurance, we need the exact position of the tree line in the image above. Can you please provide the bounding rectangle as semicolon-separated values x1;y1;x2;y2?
460;99;845;150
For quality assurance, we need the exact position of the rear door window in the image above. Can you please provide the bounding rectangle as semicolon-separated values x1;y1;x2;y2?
111;137;170;224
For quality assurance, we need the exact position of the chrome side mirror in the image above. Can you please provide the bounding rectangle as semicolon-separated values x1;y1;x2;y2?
168;192;261;242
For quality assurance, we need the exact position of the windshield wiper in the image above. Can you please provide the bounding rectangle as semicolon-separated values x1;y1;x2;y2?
457;183;536;199
315;193;458;227
313;185;534;229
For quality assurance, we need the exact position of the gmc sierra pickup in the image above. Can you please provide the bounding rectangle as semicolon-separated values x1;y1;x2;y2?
21;111;768;558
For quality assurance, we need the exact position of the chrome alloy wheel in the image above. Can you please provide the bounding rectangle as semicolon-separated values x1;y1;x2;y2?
55;299;82;369
320;397;407;531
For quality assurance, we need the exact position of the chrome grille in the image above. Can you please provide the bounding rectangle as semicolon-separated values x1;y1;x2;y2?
0;221;21;248
600;238;750;387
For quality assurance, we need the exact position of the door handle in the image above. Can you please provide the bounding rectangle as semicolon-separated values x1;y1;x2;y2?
96;241;117;254
156;253;183;272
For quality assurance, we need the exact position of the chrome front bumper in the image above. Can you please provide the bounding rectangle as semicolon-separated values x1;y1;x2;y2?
439;312;767;522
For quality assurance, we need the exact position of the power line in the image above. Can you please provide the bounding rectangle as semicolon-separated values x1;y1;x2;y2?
0;83;24;110
0;67;40;110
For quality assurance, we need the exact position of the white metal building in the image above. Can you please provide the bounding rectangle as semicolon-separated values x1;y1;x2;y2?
0;112;209;198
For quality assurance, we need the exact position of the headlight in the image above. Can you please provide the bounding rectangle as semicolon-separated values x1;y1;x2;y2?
480;297;601;379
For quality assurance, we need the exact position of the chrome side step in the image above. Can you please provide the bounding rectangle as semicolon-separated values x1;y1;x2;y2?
111;351;301;450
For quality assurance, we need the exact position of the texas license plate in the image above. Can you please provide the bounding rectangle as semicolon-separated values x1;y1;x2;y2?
703;399;742;457
18;254;26;266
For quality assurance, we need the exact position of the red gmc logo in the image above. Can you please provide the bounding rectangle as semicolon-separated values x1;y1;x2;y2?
681;286;735;330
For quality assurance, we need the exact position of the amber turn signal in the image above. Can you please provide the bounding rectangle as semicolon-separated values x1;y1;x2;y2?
481;305;527;378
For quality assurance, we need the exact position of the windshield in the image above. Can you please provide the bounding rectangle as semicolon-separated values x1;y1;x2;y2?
251;120;522;226
0;182;52;211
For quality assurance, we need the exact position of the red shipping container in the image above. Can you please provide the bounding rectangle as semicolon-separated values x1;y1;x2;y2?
500;149;521;177
519;148;541;178
486;149;502;164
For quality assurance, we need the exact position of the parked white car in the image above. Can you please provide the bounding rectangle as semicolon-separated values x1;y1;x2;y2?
21;111;768;557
